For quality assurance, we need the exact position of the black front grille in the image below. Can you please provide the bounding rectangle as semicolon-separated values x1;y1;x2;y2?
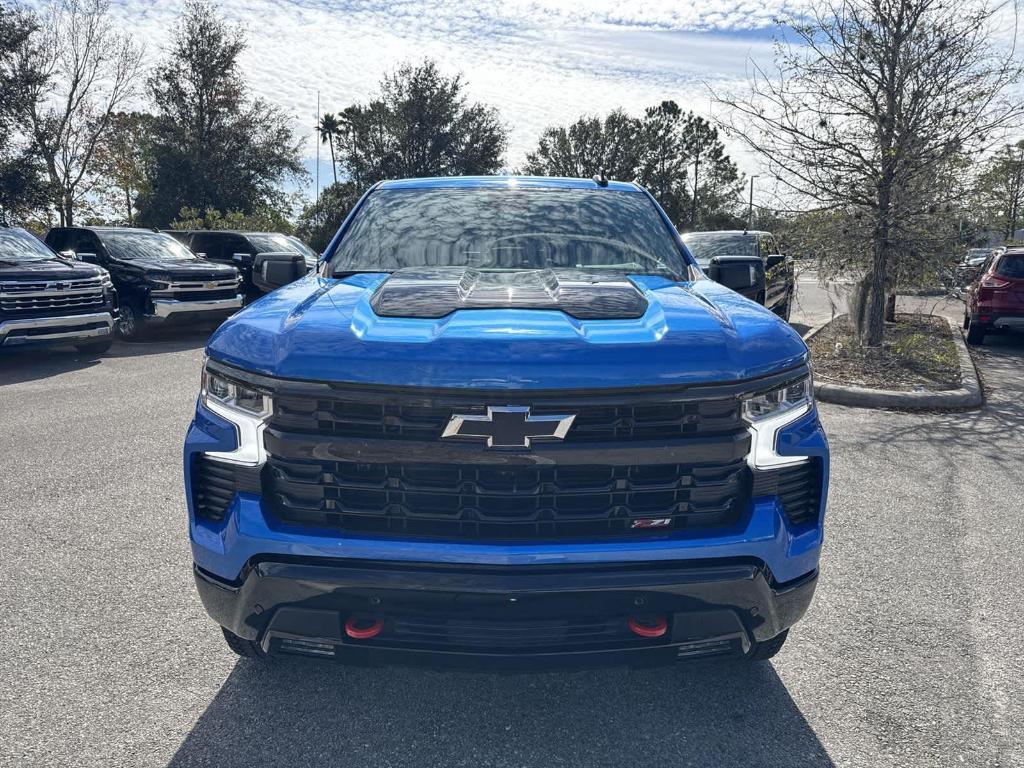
264;456;750;540
270;394;743;443
167;289;237;302
192;455;261;521
751;461;821;525
0;278;105;314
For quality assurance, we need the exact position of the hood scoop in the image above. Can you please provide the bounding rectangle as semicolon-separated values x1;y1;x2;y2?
369;267;649;320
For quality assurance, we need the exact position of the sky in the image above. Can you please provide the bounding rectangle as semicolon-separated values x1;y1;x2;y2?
82;0;793;197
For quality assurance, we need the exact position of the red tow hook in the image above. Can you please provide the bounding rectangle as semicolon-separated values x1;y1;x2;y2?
344;616;385;640
628;615;668;639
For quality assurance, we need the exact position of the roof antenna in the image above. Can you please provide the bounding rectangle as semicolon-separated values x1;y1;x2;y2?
593;168;608;187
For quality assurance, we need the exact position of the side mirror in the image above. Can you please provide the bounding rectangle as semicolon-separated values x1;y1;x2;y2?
76;252;99;264
252;252;306;292
232;252;253;264
765;254;786;270
708;258;764;294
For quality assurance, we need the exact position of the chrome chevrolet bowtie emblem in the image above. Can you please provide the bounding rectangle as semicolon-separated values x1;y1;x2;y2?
442;406;576;448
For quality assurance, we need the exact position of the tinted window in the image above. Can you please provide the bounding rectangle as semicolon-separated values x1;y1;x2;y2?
188;233;217;259
996;254;1024;278
248;233;299;255
99;231;197;261
329;188;686;276
286;236;318;262
0;228;57;262
682;232;757;263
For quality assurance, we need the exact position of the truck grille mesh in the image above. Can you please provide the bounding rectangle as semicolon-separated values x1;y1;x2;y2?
0;277;104;314
269;394;743;443
264;456;749;540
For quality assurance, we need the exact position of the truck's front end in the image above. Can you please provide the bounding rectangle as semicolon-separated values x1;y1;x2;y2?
184;177;829;666
0;226;116;352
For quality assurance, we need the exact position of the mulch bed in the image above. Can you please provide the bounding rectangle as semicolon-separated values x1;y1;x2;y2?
808;313;961;391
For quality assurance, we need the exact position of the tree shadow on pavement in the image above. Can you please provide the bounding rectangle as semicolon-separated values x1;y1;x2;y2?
167;656;834;768
837;330;1024;471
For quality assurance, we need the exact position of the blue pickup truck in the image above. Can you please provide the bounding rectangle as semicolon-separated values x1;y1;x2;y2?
184;176;829;667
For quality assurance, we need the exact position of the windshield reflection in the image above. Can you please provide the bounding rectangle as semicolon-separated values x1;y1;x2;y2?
100;231;197;261
329;188;685;277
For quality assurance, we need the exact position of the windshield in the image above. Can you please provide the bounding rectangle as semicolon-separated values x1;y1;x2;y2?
682;232;757;264
328;187;686;277
0;228;57;263
285;236;318;262
248;233;301;255
100;231;197;261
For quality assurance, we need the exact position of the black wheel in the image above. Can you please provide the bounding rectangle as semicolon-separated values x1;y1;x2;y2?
747;629;789;661
963;311;970;330
115;301;146;341
74;338;113;356
776;297;792;322
965;316;986;346
221;627;267;659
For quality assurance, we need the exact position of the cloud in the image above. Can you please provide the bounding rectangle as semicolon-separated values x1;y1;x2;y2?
28;0;784;187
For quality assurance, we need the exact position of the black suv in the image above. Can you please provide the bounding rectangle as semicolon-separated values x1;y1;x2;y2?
0;225;117;354
682;230;796;321
164;230;315;302
44;227;241;340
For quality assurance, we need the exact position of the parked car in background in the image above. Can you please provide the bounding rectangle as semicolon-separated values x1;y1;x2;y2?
44;227;241;340
185;176;828;666
964;246;1024;345
164;230;315;302
0;225;117;354
682;230;795;321
962;248;994;268
953;247;995;288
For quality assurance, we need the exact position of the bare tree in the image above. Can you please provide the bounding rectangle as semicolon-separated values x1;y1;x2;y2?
718;0;1023;345
973;140;1024;241
19;0;143;226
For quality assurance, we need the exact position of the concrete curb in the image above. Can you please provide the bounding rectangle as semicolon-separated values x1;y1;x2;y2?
806;315;983;410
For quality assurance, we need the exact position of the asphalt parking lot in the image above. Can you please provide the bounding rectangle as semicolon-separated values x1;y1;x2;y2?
2;282;1022;768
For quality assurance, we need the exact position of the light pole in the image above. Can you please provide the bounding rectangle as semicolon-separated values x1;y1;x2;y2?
748;175;758;230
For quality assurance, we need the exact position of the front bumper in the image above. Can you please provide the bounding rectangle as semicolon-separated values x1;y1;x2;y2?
0;311;114;347
196;557;817;666
149;295;242;321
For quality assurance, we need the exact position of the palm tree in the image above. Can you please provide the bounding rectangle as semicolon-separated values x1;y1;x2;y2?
318;112;340;185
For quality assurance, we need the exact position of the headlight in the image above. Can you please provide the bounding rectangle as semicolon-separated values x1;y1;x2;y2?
99;270;113;289
743;376;812;422
201;365;271;417
200;361;272;466
743;374;813;469
149;280;170;290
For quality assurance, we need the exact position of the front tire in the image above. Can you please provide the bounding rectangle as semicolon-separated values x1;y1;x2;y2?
776;297;792;322
221;627;267;660
74;338;113;356
747;629;789;661
115;300;146;341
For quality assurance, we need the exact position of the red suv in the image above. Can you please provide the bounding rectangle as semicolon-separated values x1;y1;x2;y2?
964;247;1024;345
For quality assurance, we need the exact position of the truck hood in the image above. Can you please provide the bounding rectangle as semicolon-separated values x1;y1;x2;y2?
206;273;808;389
0;258;105;281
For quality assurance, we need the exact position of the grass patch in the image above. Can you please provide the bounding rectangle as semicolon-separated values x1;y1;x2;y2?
808;313;961;391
